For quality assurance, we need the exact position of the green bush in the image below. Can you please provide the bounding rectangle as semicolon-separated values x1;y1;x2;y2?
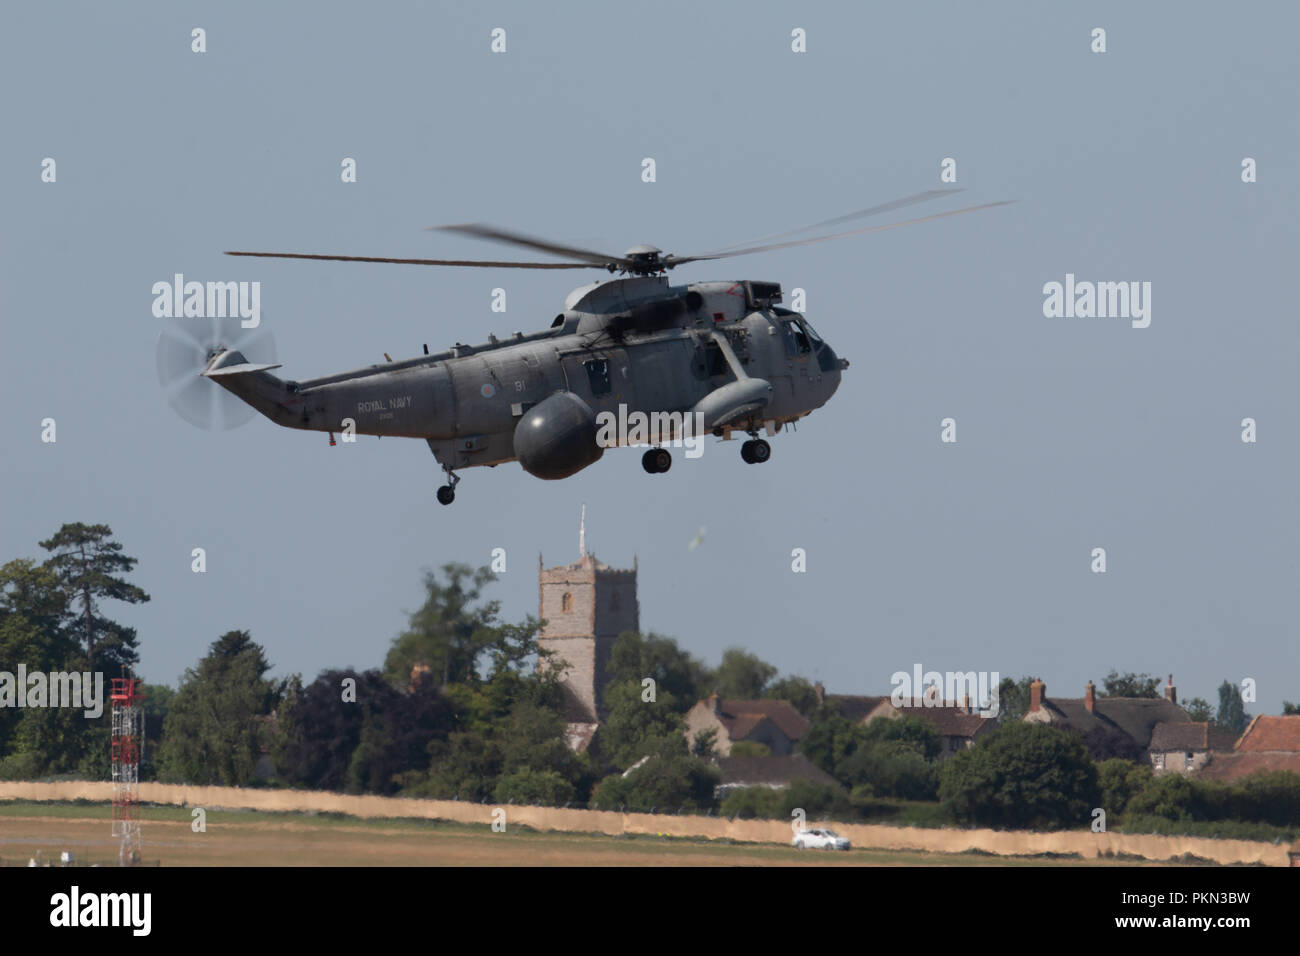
720;786;781;819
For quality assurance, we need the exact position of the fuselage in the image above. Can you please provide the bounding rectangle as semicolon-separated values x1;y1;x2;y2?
211;276;846;474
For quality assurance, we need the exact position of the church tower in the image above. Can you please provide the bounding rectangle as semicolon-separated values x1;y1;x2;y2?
537;509;638;725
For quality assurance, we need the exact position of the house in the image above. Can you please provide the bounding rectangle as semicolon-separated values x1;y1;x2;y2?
714;754;840;796
824;687;993;758
1022;677;1189;752
684;693;810;756
1149;721;1236;774
1196;714;1300;783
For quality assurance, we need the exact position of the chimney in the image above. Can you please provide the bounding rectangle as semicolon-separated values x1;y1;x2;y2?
708;691;721;715
1084;680;1096;713
1164;674;1177;705
1029;679;1045;714
813;681;825;705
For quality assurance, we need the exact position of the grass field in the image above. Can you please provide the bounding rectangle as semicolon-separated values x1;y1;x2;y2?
0;800;1173;866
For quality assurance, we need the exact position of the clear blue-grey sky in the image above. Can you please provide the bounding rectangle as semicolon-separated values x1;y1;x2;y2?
2;2;1296;712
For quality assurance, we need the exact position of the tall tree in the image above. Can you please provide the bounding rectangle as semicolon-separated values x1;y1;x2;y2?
39;523;149;672
994;676;1038;722
383;564;500;689
1183;696;1214;723
157;630;281;786
767;676;821;717
606;631;711;711
711;647;777;700
1215;680;1250;735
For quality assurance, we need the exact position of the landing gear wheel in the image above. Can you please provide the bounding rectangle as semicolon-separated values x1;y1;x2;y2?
436;485;456;505
741;440;755;464
642;448;672;474
750;438;771;463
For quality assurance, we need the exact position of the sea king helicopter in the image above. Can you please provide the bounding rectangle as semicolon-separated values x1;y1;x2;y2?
155;189;1009;504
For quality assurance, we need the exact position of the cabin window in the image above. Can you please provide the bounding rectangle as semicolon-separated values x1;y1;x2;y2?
584;358;611;395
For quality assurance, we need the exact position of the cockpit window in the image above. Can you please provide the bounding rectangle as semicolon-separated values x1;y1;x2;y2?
798;317;824;346
782;319;811;356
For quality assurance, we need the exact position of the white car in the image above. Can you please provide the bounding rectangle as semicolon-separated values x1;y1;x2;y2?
793;827;850;851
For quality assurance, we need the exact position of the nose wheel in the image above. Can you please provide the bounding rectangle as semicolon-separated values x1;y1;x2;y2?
741;439;771;464
642;447;672;474
436;465;461;505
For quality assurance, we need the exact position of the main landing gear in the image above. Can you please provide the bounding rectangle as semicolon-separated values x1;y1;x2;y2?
436;465;460;505
740;438;771;464
642;447;672;474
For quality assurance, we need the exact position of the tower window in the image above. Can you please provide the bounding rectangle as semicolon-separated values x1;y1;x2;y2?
561;592;573;612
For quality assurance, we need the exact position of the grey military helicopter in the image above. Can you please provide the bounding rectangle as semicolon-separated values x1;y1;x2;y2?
158;189;1009;504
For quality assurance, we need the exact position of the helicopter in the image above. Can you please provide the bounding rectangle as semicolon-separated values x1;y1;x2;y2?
156;189;1010;504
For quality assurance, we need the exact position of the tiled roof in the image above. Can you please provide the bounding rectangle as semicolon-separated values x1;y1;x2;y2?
717;754;839;789
887;701;991;738
1196;752;1300;782
1035;696;1188;748
1235;715;1300;753
1149;721;1235;752
718;699;811;742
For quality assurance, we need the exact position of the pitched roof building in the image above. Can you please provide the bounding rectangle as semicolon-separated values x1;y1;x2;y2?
1022;678;1189;750
1197;715;1300;782
684;694;811;756
825;688;994;758
1149;721;1236;774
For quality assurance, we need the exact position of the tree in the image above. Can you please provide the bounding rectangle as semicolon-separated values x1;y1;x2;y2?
994;676;1037;722
1101;671;1160;699
834;716;941;799
799;702;867;780
156;631;281;786
39;523;149;673
383;564;501;689
1078;725;1146;764
590;751;719;813
1282;701;1299;716
276;669;456;794
711;647;777;700
1184;697;1214;723
0;559;97;778
1216;680;1250;735
767;676;821;717
607;631;711;711
1096;758;1152;817
938;722;1099;830
598;679;684;770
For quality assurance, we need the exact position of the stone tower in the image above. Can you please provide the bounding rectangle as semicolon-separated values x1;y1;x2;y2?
537;548;639;725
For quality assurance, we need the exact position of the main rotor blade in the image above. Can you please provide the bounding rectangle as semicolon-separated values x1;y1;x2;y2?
430;223;624;268
716;188;965;249
665;200;1016;267
225;251;597;269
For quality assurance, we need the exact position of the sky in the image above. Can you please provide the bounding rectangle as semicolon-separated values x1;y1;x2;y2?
2;2;1297;713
